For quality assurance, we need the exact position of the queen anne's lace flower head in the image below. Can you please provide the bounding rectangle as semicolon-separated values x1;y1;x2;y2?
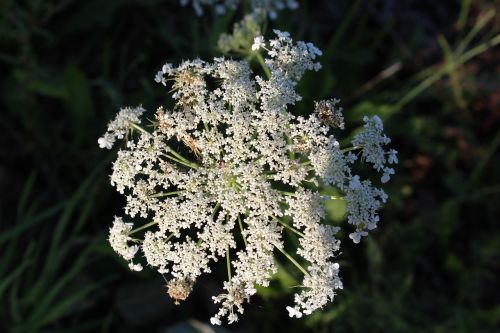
101;30;397;324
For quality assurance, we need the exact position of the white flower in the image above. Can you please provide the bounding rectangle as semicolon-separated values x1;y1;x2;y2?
293;263;343;315
210;317;221;326
108;217;145;271
388;149;398;164
273;29;290;40
128;262;143;271
154;71;164;84
98;133;115;149
251;36;265;51
352;115;392;173
345;176;387;242
349;231;367;244
101;31;397;324
107;106;145;138
326;263;340;278
286;306;303;318
381;167;395;183
97;106;146;150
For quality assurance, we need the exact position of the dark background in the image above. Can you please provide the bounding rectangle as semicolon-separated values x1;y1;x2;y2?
1;0;499;332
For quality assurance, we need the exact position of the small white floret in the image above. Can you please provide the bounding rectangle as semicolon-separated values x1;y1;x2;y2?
210;317;221;325
286;306;303;318
98;133;115;149
128;262;143;271
252;36;265;51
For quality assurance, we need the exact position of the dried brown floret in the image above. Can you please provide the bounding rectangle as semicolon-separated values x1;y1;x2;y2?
166;278;194;305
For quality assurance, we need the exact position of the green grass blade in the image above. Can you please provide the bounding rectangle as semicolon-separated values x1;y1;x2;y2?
16;171;37;220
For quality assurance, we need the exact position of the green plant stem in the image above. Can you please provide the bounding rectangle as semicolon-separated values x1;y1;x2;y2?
167;148;196;166
438;35;466;110
275;245;310;277
255;52;272;79
162;153;199;169
456;8;495;55
211;203;221;220
149;190;184;198
457;0;472;30
396;33;500;109
328;195;346;201
226;244;232;280
238;215;248;246
130;123;149;135
285;135;296;160
273;217;304;237
278;190;296;196
129;221;158;235
342;146;361;153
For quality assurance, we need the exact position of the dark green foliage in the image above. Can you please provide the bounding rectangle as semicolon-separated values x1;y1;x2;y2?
1;0;499;332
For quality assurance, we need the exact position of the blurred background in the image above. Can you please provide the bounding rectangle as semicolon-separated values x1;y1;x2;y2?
1;0;499;332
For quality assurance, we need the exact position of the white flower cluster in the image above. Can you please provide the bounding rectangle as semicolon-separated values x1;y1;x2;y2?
108;216;143;271
97;106;145;149
180;0;298;18
100;30;397;324
352;115;398;183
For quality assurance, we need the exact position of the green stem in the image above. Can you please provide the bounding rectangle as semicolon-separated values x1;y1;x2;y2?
149;190;184;198
167;148;196;166
211;203;221;220
285;135;296;160
255;52;272;79
238;215;248;246
327;195;346;201
226;244;232;280
275;245;310;277
162;153;198;169
456;8;495;55
129;221;158;235
252;155;264;165
130;123;149;135
396;33;500;110
273;217;304;237
278;190;296;196
342;146;361;153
